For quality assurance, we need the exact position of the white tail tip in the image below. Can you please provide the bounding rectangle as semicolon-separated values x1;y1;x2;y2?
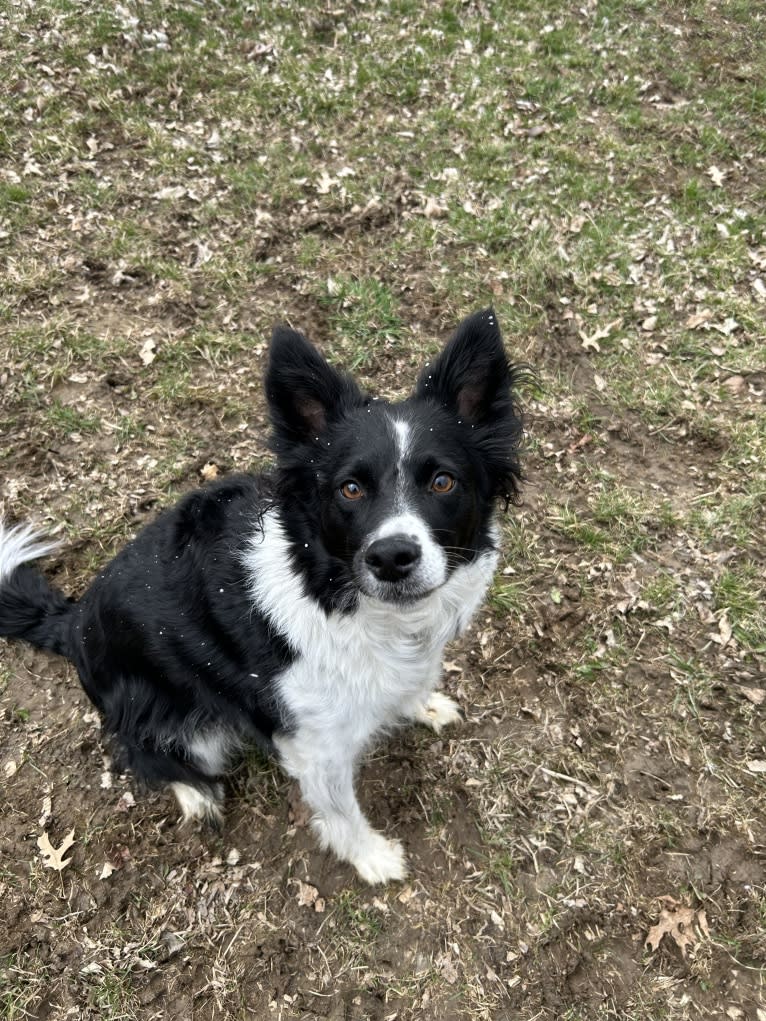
0;521;62;584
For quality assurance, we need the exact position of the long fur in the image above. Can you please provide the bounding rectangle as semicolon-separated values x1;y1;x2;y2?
0;308;524;883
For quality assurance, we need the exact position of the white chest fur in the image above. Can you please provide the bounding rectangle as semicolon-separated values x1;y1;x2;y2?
242;511;497;747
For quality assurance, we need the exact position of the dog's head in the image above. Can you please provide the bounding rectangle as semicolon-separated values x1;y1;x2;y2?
266;309;523;607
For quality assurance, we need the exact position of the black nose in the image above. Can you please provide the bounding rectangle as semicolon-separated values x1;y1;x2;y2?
365;536;422;582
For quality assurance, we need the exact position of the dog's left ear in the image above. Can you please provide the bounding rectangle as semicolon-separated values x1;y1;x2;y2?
416;308;512;422
266;326;363;441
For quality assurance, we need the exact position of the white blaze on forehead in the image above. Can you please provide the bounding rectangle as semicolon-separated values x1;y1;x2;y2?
389;416;413;513
391;417;411;464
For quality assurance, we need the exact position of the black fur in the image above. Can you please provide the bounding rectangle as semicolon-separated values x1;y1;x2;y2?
0;308;524;808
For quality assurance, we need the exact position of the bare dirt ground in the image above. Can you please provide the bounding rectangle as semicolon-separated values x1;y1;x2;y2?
1;2;765;1019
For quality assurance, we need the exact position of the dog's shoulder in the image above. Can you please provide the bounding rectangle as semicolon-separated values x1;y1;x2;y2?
171;473;268;542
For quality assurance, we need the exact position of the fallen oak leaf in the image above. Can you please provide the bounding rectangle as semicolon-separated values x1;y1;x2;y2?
37;829;76;872
645;896;709;957
578;317;623;352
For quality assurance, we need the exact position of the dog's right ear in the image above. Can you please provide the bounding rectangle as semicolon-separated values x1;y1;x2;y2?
266;326;363;442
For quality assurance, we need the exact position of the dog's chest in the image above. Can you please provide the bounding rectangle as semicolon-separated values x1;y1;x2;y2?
275;595;450;729
242;512;498;737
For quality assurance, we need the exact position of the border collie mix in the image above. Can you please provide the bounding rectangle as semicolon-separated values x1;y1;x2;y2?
0;309;523;883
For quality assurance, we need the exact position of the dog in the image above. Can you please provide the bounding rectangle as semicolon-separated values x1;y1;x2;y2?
0;308;523;883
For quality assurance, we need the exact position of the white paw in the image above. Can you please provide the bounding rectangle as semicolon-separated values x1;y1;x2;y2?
351;832;408;885
415;691;464;734
171;782;224;826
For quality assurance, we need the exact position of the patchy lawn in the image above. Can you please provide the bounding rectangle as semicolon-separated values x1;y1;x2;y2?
1;1;765;1018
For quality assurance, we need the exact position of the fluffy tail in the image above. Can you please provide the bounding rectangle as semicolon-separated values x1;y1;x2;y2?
0;522;74;658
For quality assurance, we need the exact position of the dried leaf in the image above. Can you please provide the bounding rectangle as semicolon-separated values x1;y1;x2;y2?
193;240;213;266
436;952;459;984
99;862;116;880
746;760;766;773
685;309;712;329
706;165;726;187
116;791;136;812
139;338;157;366
294;880;324;911
711;317;740;336
645;896;709;957
37;829;75;872
200;461;221;482
153;185;186;201
739;686;765;706
397;885;417;904
709;612;733;647
722;375;746;394
653;615;675;633
423;196;448;219
316;171;334;194
579;317;622;352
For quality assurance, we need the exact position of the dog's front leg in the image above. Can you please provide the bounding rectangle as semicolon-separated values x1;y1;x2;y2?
274;731;407;884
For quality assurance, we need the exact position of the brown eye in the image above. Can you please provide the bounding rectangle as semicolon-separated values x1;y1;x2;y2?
431;472;456;494
340;480;364;501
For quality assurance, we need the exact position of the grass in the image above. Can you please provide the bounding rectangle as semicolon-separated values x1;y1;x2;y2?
1;0;765;1019
0;954;49;1021
320;275;405;369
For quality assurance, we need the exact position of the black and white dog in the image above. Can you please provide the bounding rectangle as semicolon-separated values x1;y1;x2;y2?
0;309;523;883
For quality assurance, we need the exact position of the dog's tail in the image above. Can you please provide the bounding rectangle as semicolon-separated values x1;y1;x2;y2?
0;522;75;658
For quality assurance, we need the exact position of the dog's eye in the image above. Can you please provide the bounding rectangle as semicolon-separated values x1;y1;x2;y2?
340;480;364;501
431;472;456;494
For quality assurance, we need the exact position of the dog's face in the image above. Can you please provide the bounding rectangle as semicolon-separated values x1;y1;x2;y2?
315;400;486;602
266;309;523;607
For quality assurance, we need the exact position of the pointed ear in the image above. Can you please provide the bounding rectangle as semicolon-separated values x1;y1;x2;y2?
416;308;512;421
266;326;363;441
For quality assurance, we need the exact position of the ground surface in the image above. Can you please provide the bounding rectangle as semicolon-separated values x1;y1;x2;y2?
1;1;765;1018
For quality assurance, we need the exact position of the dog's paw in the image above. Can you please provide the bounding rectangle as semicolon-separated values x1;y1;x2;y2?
352;833;408;885
415;691;464;734
171;782;224;828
